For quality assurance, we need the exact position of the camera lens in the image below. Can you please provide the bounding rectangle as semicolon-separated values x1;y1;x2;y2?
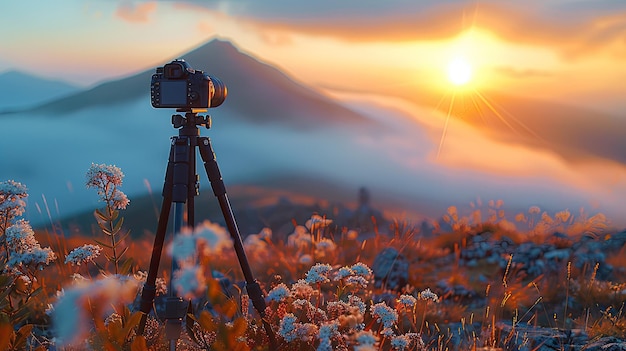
209;76;227;108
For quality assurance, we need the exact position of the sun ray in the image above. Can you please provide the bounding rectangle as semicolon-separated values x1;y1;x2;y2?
470;93;489;126
474;89;546;142
437;91;456;158
473;89;521;135
434;89;452;112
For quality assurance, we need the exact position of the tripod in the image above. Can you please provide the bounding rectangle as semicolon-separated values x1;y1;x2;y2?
137;111;276;349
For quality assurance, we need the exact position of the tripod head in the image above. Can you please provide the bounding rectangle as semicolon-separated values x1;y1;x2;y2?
172;110;211;130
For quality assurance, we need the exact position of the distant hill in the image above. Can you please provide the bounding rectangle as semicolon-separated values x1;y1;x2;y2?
29;38;372;128
0;70;79;111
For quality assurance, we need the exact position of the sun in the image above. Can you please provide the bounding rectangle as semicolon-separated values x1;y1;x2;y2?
447;57;473;86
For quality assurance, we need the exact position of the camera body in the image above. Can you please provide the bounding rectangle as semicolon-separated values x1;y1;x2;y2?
151;59;227;109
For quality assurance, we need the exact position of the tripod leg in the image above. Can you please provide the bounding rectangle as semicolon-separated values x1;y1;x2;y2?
137;142;176;335
197;136;277;347
138;135;193;339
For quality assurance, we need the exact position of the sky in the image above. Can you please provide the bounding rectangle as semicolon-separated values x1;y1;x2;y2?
1;0;626;227
2;0;625;110
1;1;624;103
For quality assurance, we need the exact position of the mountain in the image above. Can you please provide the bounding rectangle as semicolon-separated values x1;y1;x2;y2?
0;70;80;111
29;39;372;129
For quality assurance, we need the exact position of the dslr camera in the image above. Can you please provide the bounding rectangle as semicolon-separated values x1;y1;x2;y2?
151;59;227;109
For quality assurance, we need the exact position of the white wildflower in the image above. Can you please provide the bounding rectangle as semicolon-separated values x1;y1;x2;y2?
356;330;378;346
65;244;102;266
168;229;198;262
293;298;312;309
306;214;333;231
419;288;440;303
279;313;298;342
381;327;395;337
0;180;28;219
5;219;57;269
317;322;339;351
291;279;315;299
172;265;206;299
305;263;333;284
346;275;369;289
52;275;139;346
244;228;272;259
287;225;312;248
169;221;232;263
267;283;290;303
371;301;398;328
5;219;39;252
315;238;336;258
349;294;367;314
86;163;129;210
334;266;354;280
194;220;232;254
391;334;410;350
351;262;373;277
296;322;318;342
397;294;417;309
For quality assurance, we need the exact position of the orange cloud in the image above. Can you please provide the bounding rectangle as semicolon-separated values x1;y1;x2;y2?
116;1;157;23
200;1;626;61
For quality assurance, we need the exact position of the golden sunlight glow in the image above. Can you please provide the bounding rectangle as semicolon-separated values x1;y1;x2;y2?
447;57;472;86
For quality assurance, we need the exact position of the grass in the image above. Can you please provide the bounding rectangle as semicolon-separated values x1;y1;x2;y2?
1;171;625;350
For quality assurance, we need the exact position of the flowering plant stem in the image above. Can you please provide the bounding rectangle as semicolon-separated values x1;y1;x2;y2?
86;163;131;275
94;207;129;275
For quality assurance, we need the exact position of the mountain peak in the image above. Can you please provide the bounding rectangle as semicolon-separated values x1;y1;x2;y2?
24;37;372;128
206;37;239;50
179;37;245;69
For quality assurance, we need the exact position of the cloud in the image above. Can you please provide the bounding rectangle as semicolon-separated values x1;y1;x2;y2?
116;1;157;23
493;67;553;79
171;0;626;60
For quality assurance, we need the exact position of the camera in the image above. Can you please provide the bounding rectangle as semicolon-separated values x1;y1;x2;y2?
151;59;227;109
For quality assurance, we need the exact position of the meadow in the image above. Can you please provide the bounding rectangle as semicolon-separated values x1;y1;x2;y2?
1;164;625;351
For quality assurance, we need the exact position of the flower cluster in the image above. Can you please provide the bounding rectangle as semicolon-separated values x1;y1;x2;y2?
65;244;102;266
371;301;398;329
86;163;129;210
5;219;57;270
169;220;232;262
166;221;232;299
287;225;312;249
419;288;440;303
334;262;374;290
305;263;333;284
306;214;333;232
51;275;140;347
264;261;427;350
397;294;417;309
267;283;291;303
172;265;206;299
243;227;272;260
0;180;28;221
